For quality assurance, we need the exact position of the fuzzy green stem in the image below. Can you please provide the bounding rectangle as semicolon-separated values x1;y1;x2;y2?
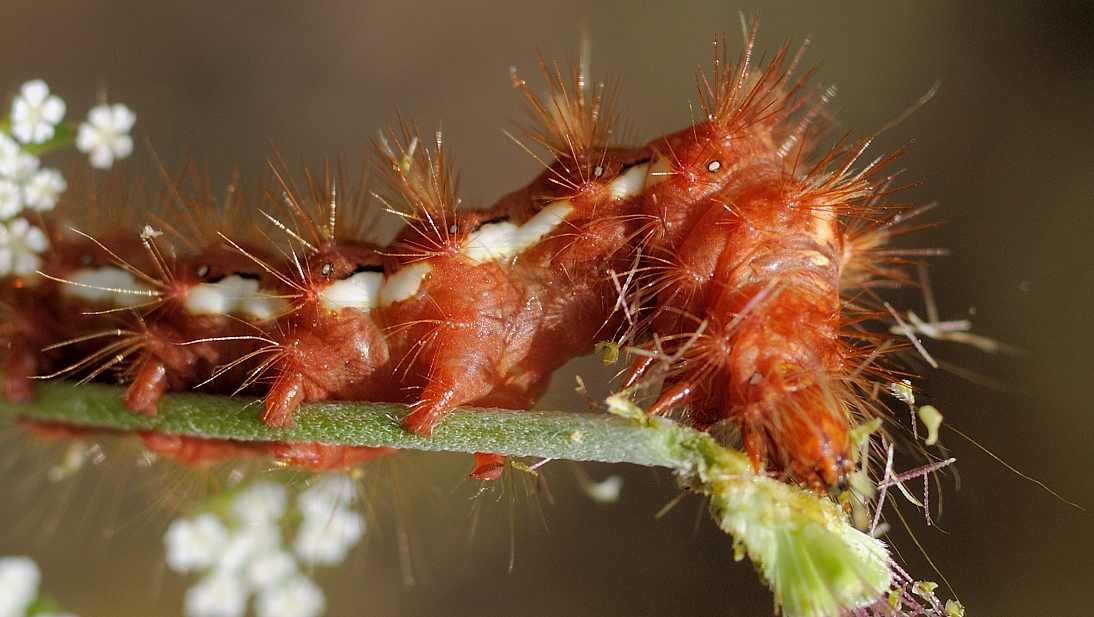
3;381;686;465
0;380;893;616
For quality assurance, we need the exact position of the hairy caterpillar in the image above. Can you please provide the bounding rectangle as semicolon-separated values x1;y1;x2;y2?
1;26;927;493
621;29;915;490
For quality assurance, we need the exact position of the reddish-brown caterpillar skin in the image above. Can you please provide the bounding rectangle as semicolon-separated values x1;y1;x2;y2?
246;164;401;429
639;172;855;489
266;442;398;471
5;212;159;402
120;175;289;414
382;145;649;434
2;29;922;486
622;30;906;490
32;173;285;418
379;146;650;479
259;259;394;429
624;34;825;375
138;431;270;467
374;62;650;478
118;242;277;415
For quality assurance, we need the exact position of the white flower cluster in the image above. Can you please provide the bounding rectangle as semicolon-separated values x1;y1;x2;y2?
165;475;366;617
76;103;136;170
0;79;135;278
0;81;64;278
0;555;78;617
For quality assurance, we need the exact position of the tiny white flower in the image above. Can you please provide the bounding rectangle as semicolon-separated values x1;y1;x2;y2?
0;218;48;277
23;168;66;212
254;575;325;617
0;136;22;179
165;513;231;573
296;474;356;521
184;572;249;617
9;152;39;183
0;179;23;219
292;507;365;566
230;482;288;527
214;524;281;577
0;135;41;187
0;556;41;617
244;547;297;590
76;103;135;169
10;80;66;144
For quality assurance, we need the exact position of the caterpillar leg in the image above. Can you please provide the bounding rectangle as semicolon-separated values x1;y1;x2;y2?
138;432;268;467
263;374;306;429
401;387;460;438
19;418;96;441
469;452;506;480
123;357;168;415
647;382;701;417
268;442;398;471
259;319;396;429
736;382;854;491
121;322;218;416
401;339;497;437
400;350;510;481
2;339;39;402
622;354;657;390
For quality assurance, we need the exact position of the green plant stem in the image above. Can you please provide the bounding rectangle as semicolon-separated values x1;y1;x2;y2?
0;380;894;617
3;381;686;466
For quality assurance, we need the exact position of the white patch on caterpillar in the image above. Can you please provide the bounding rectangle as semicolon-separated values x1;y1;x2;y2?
811;210;839;245
379;262;431;306
643;157;673;188
462;199;573;265
184;275;287;319
606;163;649;200
461;220;521;265
64;266;156;307
319;271;384;311
803;250;831;268
515;199;573;246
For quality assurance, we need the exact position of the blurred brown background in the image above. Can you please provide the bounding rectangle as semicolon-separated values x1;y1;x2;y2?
0;1;1091;615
